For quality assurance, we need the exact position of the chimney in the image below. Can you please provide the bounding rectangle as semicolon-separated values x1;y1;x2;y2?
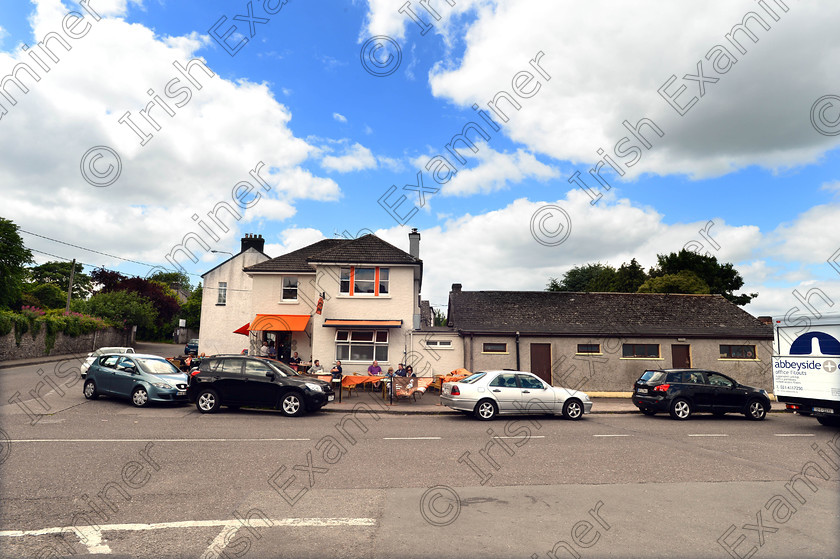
408;228;420;259
451;283;462;293
241;233;265;253
757;316;772;325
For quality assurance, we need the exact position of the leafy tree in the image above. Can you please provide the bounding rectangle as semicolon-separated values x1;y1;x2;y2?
72;290;157;331
27;283;66;309
651;249;756;305
0;217;34;309
547;263;616;292
27;261;92;299
637;270;711;294
613;258;648;292
114;277;180;338
432;307;447;327
148;270;192;292
180;285;202;330
90;268;127;292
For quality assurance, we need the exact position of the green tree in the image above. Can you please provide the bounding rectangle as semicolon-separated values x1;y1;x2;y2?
72;290;157;331
27;283;66;309
180;285;202;330
28;261;92;299
547;263;616;292
637;270;711;294
613;258;648;292
651;249;756;305
148;270;192;292
432;307;447;327
0;217;34;309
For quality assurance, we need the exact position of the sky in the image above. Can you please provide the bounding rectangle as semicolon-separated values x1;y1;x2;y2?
1;0;839;319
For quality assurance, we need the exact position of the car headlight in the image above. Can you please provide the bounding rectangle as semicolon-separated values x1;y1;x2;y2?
152;382;173;389
305;383;324;392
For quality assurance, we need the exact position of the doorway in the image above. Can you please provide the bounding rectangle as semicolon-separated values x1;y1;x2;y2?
671;344;691;368
530;343;552;384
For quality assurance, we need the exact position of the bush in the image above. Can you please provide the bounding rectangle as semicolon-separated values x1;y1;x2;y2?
0;308;111;352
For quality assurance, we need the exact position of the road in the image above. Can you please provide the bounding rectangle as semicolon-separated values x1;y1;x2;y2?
0;346;838;558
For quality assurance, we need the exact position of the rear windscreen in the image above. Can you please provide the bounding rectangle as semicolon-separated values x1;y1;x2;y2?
640;370;666;383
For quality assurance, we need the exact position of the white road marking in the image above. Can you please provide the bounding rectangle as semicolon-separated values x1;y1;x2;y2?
8;438;311;443
497;435;546;439
688;434;728;437
774;433;815;437
593;434;630;437
0;517;377;555
383;436;442;440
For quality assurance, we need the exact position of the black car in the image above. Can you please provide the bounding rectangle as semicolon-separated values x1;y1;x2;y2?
632;368;770;420
187;355;334;415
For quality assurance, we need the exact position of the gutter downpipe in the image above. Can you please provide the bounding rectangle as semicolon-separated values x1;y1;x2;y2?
515;331;521;371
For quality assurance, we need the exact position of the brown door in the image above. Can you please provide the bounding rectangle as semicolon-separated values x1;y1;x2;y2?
672;345;690;368
530;343;552;384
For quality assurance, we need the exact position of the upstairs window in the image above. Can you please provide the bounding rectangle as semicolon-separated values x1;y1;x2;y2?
282;277;298;301
339;267;390;296
217;282;227;305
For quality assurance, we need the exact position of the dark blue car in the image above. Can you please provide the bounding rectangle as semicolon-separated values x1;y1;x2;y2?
184;338;199;355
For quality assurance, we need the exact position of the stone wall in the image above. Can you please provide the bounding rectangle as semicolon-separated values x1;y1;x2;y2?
0;327;133;362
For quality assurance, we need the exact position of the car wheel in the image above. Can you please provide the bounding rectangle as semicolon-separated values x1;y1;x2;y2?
562;398;584;420
131;387;149;407
640;408;656;416
196;389;220;413
816;416;840;427
83;380;98;400
280;392;304;417
669;398;692;420
745;399;767;421
474;399;498;420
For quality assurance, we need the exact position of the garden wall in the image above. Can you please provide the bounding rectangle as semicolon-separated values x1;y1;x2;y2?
0;327;133;362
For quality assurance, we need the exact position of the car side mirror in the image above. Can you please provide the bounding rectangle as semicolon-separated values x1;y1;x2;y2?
266;372;275;380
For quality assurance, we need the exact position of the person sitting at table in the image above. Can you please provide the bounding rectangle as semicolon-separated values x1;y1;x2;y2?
395;363;406;377
267;341;277;359
367;360;382;376
259;341;269;357
377;366;395;390
289;351;301;370
308;360;323;374
406;365;416;377
330;360;343;380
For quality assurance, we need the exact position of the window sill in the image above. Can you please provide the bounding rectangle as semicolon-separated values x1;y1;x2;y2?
215;303;226;306
575;352;603;356
619;357;664;360
336;294;392;299
718;358;760;361
425;346;453;350
481;352;509;355
277;300;299;304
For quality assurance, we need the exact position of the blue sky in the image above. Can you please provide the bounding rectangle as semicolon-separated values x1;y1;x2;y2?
1;0;839;316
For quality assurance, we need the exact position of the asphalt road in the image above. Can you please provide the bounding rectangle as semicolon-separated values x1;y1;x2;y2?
1;346;838;558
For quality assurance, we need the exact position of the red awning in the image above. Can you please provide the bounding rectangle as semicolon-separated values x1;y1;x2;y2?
233;323;250;336
250;314;311;332
322;319;402;328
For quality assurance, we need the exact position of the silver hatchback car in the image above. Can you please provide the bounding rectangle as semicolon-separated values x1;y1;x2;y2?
441;370;593;420
83;353;189;407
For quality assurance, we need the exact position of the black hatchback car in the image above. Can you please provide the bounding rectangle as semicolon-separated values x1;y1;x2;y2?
187;355;334;415
632;368;770;420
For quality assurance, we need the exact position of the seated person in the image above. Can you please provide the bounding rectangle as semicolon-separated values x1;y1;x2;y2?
308;360;323;374
267;342;277;359
367;360;382;376
406;365;416;377
330;360;343;380
395;363;406;376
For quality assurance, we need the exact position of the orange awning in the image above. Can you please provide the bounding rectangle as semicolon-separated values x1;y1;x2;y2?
233;323;250;335
322;319;402;328
250;314;311;332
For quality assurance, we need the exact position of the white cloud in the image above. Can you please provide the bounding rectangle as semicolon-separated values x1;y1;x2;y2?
768;202;840;264
263;228;327;257
333;112;348;123
414;0;840;179
321;142;378;173
0;0;339;272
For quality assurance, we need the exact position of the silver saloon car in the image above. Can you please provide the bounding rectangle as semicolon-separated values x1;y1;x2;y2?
441;370;593;420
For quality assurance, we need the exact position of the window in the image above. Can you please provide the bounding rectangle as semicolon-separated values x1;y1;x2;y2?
282;277;298;301
101;355;120;368
425;339;452;348
517;374;544;389
622;344;660;358
219;359;243;375
489;373;518;388
720;344;756;359
577;344;600;354
244;360;272;376
707;373;733;388
335;330;389;362
483;343;507;353
217;282;227;305
339;266;390;296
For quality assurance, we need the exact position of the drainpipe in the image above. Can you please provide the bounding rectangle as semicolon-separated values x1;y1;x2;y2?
515;331;521;371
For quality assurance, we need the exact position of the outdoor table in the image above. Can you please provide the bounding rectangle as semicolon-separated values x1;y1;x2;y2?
341;375;384;398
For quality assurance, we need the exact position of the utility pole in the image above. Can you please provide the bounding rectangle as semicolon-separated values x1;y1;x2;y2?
65;259;76;313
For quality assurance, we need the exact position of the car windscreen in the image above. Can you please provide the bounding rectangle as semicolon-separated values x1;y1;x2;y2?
640;370;667;383
460;372;486;384
268;360;300;376
136;358;180;375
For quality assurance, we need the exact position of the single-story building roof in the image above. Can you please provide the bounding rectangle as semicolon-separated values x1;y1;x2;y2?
447;289;772;339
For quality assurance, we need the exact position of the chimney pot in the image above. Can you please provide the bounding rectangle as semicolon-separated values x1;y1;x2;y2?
452;283;462;293
408;228;421;259
241;233;265;253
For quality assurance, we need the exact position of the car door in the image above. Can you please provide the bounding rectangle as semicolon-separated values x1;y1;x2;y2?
486;373;521;412
684;371;714;411
243;359;282;407
204;358;247;405
111;357;139;397
95;355;122;393
516;373;555;414
706;372;743;412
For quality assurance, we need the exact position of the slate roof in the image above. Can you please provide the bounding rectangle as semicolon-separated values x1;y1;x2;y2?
447;291;772;339
419;300;432;328
243;234;420;273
